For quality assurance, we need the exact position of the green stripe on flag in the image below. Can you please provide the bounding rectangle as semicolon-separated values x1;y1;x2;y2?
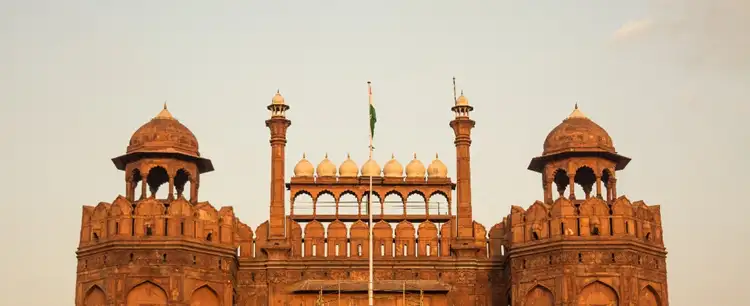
369;103;377;138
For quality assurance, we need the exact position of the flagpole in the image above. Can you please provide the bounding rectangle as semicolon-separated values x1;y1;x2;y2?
367;81;375;306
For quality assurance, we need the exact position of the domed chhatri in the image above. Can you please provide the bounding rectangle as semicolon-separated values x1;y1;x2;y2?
361;158;381;177
427;153;448;178
405;153;426;178
542;104;614;156
316;153;337;177
529;104;631;173
127;104;200;157
293;153;314;177
383;154;404;178
113;104;213;173
271;90;285;105
339;154;359;177
455;91;469;106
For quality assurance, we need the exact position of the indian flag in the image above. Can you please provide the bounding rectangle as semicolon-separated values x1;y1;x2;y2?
368;82;377;139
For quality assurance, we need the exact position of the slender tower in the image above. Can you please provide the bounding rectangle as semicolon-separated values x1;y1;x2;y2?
264;90;292;259
449;79;480;257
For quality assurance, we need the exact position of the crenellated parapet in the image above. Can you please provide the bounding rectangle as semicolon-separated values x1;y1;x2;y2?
505;196;665;247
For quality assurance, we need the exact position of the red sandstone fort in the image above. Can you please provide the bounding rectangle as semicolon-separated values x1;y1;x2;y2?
75;90;668;305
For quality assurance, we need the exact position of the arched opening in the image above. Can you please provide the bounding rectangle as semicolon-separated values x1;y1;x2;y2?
84;285;106;306
291;192;314;215
315;191;336;216
362;192;382;216
131;169;143;200
126;281;168;305
190;285;220;306
639;285;661;306
146;166;169;199
577;281;619;306
574;166;596;199
553;169;569;199
338;191;359;215
427;192;450;215
406;191;427;215
174;169;191;199
383;191;404;215
524;285;554;306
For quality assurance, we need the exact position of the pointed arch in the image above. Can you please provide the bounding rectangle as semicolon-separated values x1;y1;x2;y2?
383;190;404;215
428;191;450;215
315;190;336;216
639;285;662;306
577;280;618;306
126;281;168;305
291;190;314;215
338;190;359;215
190;284;220;306
524;284;554;306
84;285;106;306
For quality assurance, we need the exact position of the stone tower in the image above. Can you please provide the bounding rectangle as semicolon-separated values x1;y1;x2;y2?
506;105;669;305
76;105;238;305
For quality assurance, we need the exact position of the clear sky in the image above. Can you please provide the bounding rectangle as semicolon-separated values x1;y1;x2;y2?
1;0;748;305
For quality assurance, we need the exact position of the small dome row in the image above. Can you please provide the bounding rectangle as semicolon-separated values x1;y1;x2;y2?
293;154;448;178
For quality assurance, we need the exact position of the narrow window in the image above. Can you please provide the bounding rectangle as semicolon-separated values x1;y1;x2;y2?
609;218;614;235
131;219;135;236
218;259;222;269
192;255;196;264
625;221;630;234
103;254;107;264
591;226;600;236
335;244;340;256
358;244;363;257
92;232;99;242
531;231;539;240
578;253;583;263
380;243;385;256
115;222;119;235
426;244;431;257
206;232;212;241
403;244;408;256
164;219;168;236
180;222;185;235
145;226;153;236
312;245;317;256
129;253;134;262
576;218;581;236
560;222;565;236
162;253;167;263
611;253;616;263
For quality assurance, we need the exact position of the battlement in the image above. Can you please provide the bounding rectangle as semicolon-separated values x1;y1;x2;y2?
236;217;502;261
79;195;239;250
504;195;665;249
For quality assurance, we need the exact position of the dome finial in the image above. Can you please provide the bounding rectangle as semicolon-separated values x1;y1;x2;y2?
303;152;306;159
347;152;351;159
435;153;439;159
325;152;328;159
567;103;587;119
413;153;417;159
391;153;395;159
154;101;174;120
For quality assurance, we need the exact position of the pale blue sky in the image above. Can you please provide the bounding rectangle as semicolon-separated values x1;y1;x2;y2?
1;0;748;305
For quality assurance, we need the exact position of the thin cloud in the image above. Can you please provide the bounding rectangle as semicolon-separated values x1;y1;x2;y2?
612;19;653;41
613;0;750;71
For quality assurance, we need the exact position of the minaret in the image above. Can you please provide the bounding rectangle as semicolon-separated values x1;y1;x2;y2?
449;80;479;257
264;90;292;259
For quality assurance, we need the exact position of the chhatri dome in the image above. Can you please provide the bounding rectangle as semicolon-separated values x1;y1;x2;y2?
455;90;469;106
293;153;314;177
338;154;359;177
316;154;337;177
383;154;404;178
361;158;381;177
126;103;200;157
427;153;448;178
271;90;285;105
542;104;615;156
405;153;426;178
